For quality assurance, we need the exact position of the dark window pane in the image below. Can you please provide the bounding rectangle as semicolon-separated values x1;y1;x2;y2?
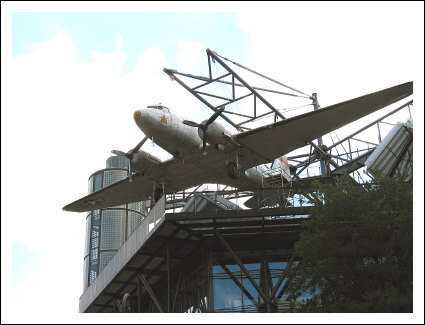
94;173;103;192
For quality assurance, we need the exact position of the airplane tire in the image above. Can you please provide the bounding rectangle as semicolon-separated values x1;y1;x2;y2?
226;162;240;180
153;188;163;202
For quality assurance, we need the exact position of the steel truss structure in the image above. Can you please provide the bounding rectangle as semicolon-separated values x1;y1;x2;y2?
81;195;311;313
160;49;413;209
81;49;413;313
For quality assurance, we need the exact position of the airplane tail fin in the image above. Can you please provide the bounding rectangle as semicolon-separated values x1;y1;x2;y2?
271;155;292;183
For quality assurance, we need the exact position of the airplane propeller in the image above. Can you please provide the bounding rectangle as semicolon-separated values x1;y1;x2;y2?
111;136;148;181
182;105;226;151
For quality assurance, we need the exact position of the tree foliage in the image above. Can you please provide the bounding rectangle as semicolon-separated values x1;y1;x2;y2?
286;175;413;312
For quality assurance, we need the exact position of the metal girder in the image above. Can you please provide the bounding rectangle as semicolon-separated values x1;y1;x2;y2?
125;267;166;275
214;51;310;98
139;273;165;313
207;49;286;121
166;207;312;222
168;220;203;241
277;260;301;300
163;48;315;135
219;262;260;309
169;69;304;98
171;271;183;312
128;251;183;260
114;298;121;312
215;231;269;303
331;149;374;176
179;218;304;229
121;232;201;312
194;226;303;236
155;235;200;247
138;278;142;312
260;247;272;312
327;100;413;151
98;227;182;312
163;68;240;131
269;252;296;301
167;243;171;312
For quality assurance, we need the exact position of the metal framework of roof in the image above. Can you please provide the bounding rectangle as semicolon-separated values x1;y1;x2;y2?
80;194;310;313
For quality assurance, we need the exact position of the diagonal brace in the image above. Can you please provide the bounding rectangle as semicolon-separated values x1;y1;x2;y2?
215;231;269;303
139;273;165;313
219;262;260;310
269;251;297;301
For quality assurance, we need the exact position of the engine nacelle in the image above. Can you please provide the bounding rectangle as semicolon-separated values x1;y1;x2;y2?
198;121;229;147
244;167;262;183
131;149;161;171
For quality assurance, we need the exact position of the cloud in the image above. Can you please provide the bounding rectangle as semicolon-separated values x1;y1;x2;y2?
175;40;206;74
232;4;419;154
4;28;214;320
236;3;419;106
5;26;247;321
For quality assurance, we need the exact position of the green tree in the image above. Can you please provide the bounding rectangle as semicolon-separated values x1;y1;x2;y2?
286;175;413;312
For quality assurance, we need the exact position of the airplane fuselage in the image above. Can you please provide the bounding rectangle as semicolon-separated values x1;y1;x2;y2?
134;105;204;157
133;104;291;189
63;81;412;213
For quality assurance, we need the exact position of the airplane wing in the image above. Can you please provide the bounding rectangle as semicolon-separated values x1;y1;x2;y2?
63;154;248;212
64;81;412;212
235;81;413;168
63;172;154;212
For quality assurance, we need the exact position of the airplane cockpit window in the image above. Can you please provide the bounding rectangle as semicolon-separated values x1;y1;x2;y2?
147;105;170;112
147;105;162;110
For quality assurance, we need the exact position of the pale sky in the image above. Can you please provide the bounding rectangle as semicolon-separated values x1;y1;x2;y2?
2;1;424;324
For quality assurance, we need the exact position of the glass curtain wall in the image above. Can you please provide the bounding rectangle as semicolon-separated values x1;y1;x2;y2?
212;261;291;312
83;156;147;291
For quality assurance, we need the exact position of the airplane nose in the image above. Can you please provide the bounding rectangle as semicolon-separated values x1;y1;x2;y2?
134;110;142;121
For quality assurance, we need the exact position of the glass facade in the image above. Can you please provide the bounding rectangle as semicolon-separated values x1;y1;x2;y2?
134;248;299;313
83;156;147;291
392;140;413;182
212;260;292;312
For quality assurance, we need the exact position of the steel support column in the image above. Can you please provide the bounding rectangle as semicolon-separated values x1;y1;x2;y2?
137;277;142;312
312;93;328;177
260;247;271;312
207;249;214;312
167;242;171;313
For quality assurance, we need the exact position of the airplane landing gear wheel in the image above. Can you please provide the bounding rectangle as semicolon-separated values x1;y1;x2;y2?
226;162;240;180
153;187;163;202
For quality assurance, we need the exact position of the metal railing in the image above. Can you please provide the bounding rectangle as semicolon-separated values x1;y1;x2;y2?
79;195;166;312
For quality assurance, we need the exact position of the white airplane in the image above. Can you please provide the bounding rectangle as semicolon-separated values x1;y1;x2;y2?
63;81;412;212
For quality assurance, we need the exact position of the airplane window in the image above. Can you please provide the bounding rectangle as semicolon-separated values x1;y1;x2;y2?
147;104;169;112
147;105;162;110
